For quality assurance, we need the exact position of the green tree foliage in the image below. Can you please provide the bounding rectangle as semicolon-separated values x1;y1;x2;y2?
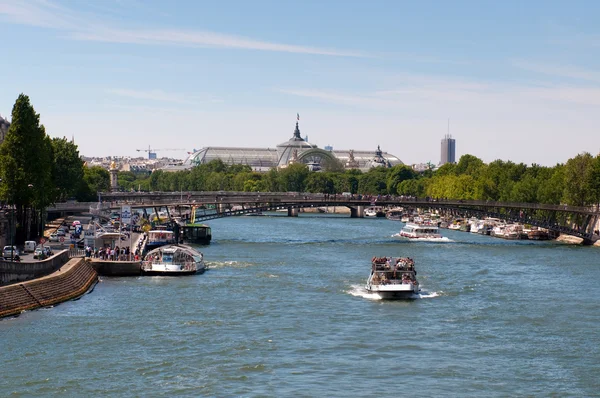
386;165;416;194
586;155;600;206
279;163;309;192
78;166;110;201
0;94;54;240
52;137;84;201
563;153;594;206
358;167;388;194
455;154;485;177
305;173;335;193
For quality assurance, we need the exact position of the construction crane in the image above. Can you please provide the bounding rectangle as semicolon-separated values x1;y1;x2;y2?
136;146;186;159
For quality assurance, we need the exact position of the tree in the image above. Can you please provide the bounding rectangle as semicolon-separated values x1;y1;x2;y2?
305;173;335;193
52;137;84;201
386;165;416;194
587;155;600;206
279;163;309;192
0;94;54;241
563;153;594;206
78;166;110;201
455;154;484;177
358;167;388;194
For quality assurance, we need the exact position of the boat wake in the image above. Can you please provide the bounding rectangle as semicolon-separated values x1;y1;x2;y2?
391;234;453;243
347;285;439;300
206;260;257;269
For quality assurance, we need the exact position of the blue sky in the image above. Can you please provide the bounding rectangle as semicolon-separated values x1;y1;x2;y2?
1;0;599;165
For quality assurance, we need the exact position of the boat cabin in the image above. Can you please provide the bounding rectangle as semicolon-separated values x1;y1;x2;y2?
182;224;212;245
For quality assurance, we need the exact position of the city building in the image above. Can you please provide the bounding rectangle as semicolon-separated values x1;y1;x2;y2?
440;134;456;165
0;115;9;144
179;118;403;172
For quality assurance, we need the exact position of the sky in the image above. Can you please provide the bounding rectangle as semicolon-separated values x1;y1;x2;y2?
1;0;599;166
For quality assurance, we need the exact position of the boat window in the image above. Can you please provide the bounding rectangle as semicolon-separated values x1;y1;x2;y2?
162;254;173;262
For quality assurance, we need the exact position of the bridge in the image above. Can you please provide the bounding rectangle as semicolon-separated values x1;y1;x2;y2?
47;191;600;243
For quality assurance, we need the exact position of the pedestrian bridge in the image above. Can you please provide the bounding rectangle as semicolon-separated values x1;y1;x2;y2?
47;192;600;243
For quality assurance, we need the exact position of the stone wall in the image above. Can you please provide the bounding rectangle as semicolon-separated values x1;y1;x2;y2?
0;258;98;318
90;259;141;276
0;250;70;286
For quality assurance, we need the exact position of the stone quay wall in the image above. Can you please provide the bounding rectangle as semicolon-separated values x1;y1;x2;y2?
0;258;98;318
90;259;142;276
0;250;70;286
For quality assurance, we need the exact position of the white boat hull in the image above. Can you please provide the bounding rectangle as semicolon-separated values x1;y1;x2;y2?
365;283;419;299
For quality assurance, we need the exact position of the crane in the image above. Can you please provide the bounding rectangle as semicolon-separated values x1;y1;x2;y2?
136;146;186;159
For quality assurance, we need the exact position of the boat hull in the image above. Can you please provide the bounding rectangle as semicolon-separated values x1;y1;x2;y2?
365;285;419;299
142;268;203;276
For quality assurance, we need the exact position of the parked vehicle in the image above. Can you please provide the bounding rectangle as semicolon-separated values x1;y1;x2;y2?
56;228;66;237
24;241;36;253
49;233;59;242
2;245;19;259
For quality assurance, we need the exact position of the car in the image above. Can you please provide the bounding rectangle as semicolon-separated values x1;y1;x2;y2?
33;247;45;260
49;233;59;242
43;247;53;256
2;245;19;259
56;228;66;237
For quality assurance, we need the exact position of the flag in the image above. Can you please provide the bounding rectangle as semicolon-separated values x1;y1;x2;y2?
297;113;300;121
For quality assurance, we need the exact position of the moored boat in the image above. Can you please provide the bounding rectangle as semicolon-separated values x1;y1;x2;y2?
365;256;420;299
181;224;212;245
365;207;386;217
527;228;549;240
393;222;447;241
386;208;403;221
146;228;177;251
142;244;205;276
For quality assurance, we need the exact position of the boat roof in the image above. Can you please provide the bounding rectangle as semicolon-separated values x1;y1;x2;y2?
146;244;202;256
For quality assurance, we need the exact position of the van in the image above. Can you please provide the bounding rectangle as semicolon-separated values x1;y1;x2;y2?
24;241;36;253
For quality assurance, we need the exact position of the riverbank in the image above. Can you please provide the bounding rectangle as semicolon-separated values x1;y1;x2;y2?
0;258;97;318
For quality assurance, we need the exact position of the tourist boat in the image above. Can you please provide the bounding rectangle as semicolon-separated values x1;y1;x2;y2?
146;228;177;251
141;245;205;276
394;222;446;241
385;208;403;221
181;223;212;245
365;256;420;299
365;207;385;217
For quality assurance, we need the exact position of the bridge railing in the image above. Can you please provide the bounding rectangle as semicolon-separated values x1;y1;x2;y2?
93;192;600;215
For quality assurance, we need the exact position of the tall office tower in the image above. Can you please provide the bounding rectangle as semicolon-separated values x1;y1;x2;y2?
440;134;456;165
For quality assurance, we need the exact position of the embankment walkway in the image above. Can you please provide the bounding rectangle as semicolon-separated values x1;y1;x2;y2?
0;258;98;319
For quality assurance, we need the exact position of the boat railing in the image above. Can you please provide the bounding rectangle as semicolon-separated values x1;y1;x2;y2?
141;261;196;271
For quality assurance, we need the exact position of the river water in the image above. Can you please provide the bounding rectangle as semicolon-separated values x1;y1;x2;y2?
1;214;599;397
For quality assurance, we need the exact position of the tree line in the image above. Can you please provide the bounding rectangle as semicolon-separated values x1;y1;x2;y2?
0;94;104;243
122;153;600;208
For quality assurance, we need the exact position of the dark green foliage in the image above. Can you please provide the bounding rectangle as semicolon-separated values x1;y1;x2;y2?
52;137;84;201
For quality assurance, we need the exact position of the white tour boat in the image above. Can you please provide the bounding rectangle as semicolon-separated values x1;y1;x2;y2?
394;222;446;241
365;256;420;299
142;245;205;276
145;228;177;251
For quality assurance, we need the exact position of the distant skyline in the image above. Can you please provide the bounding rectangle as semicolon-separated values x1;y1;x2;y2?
1;0;599;166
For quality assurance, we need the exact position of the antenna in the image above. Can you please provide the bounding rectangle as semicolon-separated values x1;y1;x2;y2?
447;118;450;138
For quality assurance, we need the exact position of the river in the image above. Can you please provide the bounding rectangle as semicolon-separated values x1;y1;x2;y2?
1;214;599;396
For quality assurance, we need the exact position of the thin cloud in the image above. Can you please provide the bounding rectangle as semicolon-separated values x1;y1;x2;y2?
0;0;365;57
513;60;600;83
107;88;222;105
